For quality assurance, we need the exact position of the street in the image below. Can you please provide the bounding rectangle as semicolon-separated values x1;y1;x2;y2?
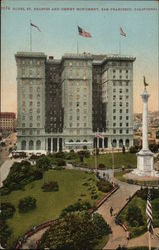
0;133;17;167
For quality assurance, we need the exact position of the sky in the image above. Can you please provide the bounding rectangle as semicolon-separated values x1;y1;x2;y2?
1;0;159;114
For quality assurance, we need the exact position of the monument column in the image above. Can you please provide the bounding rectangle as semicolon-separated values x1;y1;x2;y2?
141;89;149;150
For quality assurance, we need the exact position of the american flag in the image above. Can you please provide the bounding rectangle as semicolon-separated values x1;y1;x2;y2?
78;26;92;38
120;27;126;37
30;22;41;32
96;133;104;139
146;189;153;235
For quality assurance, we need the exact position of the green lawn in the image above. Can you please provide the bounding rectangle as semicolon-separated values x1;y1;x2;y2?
82;152;137;169
119;196;159;238
1;169;106;247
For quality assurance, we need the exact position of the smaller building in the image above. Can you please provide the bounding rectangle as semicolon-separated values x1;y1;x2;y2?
0;112;16;134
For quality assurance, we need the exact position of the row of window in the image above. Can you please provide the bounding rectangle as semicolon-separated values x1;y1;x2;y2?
113;102;129;107
113;123;129;127
113;129;129;134
22;123;41;128
21;60;41;65
113;109;129;113
113;116;129;120
22;129;40;135
69;123;87;127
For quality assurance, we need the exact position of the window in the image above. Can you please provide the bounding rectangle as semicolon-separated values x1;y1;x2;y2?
120;129;122;134
120;109;122;113
120;82;122;86
113;95;116;100
69;123;72;127
30;101;33;106
120;69;122;73
83;102;87;105
120;123;122;127
77;123;80;127
126;116;129;120
119;89;122;93
126;96;129;100
113;109;116;113
126;109;129;113
126;89;129;93
70;116;72;121
84;123;86;127
120;116;122;120
120;102;122;107
113;129;116;134
126;129;129;134
113;88;116;93
126;102;129;107
126;123;129;127
119;96;122;100
113;70;116;73
126;81;129;86
22;129;25;135
113;82;116;86
30;116;33;120
113;123;116;126
113;116;116;120
113;102;116;107
30;123;33;127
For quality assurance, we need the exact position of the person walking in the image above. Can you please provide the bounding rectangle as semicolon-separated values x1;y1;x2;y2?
110;206;113;216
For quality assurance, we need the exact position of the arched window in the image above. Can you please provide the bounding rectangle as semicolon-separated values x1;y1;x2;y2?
76;140;80;142
21;140;26;150
36;140;41;150
83;140;87;142
112;139;117;148
125;139;129;147
69;139;73;143
119;139;123;147
29;140;34;150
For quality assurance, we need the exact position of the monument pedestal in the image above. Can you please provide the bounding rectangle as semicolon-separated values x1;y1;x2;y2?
133;149;157;176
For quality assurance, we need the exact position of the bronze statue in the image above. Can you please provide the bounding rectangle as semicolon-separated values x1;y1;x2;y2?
143;76;149;89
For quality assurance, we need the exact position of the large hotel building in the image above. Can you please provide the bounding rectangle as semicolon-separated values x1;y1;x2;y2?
15;52;135;153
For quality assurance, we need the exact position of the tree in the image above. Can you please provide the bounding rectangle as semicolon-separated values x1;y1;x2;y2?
126;204;144;227
39;213;99;250
36;156;51;185
18;196;36;213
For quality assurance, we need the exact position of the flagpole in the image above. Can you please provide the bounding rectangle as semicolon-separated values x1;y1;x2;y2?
30;19;32;52
148;231;151;250
77;39;79;55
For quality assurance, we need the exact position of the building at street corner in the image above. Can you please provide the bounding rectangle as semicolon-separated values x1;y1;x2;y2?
15;51;135;153
0;112;16;135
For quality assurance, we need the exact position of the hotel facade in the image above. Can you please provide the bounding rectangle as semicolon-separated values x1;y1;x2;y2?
15;52;135;153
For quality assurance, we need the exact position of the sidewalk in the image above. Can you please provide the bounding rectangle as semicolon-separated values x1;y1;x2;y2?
0;159;15;187
97;181;140;249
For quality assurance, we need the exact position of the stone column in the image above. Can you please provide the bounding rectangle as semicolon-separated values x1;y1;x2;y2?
57;138;59;152
141;89;149;150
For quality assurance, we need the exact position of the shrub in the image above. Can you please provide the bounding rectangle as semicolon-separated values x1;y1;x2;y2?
98;163;105;169
0;219;12;248
55;152;65;159
92;213;110;238
42;181;59;192
57;159;66;166
60;201;91;217
129;146;139;153
126;204;144;227
97;179;113;193
0;202;15;220
137;188;159;200
18;196;36;213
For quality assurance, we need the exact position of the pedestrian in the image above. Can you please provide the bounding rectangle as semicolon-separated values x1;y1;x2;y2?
110;206;113;216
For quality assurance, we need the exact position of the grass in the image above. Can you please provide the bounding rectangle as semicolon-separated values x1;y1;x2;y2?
119;196;159;238
74;152;137;169
1;169;106;247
